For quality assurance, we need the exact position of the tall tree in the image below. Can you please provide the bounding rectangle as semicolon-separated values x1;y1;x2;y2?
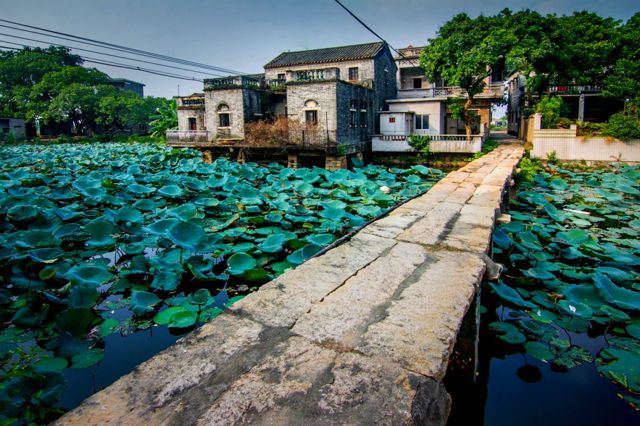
603;12;640;109
420;11;514;139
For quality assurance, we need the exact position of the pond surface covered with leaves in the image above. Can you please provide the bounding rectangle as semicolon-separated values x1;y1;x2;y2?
0;142;443;424
454;164;639;425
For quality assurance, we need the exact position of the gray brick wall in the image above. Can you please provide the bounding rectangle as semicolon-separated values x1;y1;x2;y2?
266;59;376;85
286;81;338;133
177;108;205;131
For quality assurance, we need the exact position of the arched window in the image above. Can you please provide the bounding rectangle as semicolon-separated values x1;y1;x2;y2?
217;103;231;127
303;100;318;125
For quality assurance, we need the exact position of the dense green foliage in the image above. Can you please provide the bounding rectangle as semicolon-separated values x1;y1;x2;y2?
488;164;640;410
149;99;178;138
0;142;443;423
420;9;640;136
535;95;567;129
0;46;171;136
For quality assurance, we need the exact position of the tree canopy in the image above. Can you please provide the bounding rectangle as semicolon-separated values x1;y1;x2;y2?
0;45;171;136
420;9;639;134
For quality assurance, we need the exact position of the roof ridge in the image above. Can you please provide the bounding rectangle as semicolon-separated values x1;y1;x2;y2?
264;41;386;69
279;41;384;56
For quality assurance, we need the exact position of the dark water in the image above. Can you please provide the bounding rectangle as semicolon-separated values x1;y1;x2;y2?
446;293;640;426
59;325;184;410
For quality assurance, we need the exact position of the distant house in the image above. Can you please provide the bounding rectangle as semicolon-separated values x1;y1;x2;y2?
506;72;623;137
372;46;505;154
0;118;26;140
109;78;145;97
170;41;397;169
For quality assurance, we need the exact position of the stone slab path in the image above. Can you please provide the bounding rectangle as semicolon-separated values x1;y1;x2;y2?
56;144;524;426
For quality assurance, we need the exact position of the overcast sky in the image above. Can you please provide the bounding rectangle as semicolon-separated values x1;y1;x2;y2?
1;0;637;98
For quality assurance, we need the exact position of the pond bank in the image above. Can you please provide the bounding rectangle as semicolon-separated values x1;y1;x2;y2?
55;144;524;425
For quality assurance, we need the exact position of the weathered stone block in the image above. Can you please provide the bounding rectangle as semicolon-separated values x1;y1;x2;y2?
397;202;462;246
357;250;485;380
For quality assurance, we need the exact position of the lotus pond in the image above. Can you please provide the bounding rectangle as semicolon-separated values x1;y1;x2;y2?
0;142;444;424
448;163;640;425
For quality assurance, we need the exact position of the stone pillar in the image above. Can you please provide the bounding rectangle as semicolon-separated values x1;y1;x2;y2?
533;113;542;130
237;149;246;164
325;155;347;170
578;94;585;123
202;150;213;164
287;154;298;169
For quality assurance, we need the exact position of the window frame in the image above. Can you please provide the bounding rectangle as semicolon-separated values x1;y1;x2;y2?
348;67;359;81
218;113;231;128
415;114;429;130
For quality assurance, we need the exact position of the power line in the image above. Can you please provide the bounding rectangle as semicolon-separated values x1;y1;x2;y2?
0;18;247;75
0;42;204;82
0;32;223;77
332;0;419;67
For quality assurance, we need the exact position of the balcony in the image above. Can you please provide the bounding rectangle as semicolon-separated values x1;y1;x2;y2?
286;68;340;83
396;84;504;100
546;85;602;95
166;130;211;146
204;75;263;91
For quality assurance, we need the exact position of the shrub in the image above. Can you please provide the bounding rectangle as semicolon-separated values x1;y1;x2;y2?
407;134;431;161
604;113;640;141
535;95;566;128
577;121;607;137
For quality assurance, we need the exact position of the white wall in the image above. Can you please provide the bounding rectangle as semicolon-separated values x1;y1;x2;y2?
387;100;445;134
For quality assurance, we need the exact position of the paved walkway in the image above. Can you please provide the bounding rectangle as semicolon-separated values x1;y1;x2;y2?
56;144;524;426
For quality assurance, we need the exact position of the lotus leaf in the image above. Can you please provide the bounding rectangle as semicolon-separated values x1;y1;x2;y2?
130;290;161;316
227;253;257;275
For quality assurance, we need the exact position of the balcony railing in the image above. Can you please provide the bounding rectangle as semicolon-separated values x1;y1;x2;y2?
166;130;210;144
397;84;504;99
204;76;263;91
372;133;484;153
547;85;602;94
287;68;340;83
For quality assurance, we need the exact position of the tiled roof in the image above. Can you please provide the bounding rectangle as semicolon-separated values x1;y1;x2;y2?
264;42;385;69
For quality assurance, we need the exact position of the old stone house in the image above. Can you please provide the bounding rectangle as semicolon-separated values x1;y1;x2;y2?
170;41;397;169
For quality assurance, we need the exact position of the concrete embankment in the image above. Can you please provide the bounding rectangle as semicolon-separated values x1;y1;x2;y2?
56;144;524;426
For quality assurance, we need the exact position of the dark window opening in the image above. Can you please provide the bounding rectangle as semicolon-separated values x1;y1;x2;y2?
277;73;285;80
348;67;359;81
350;110;356;127
188;117;197;130
415;114;429;130
305;110;318;126
219;113;230;128
360;110;366;127
413;78;423;89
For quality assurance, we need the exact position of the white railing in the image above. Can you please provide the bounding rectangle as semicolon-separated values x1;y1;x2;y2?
166;130;211;144
372;134;483;153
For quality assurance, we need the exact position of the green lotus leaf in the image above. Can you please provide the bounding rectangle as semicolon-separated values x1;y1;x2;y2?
55;308;96;337
489;321;526;344
144;219;180;236
524;266;555;280
528;309;557;324
150;269;180;291
34;357;69;371
553;346;593;369
258;234;288;253
191;288;211;306
67;285;99;308
305;233;335;246
356;205;382;217
166;220;206;250
271;260;293;274
597;347;640;393
555;228;591;246
557;299;593;319
29;248;64;263
167;310;198;329
287;244;323;265
14;230;59;248
319;207;346;221
593;273;640;312
241;268;271;283
489;282;536;309
227;252;257;275
130;290;161;316
127;183;156;195
158;184;184;198
98;318;120;338
84;217;118;247
116;206;144;223
12;305;49;328
7;204;39;222
64;264;113;286
524;341;554;362
154;306;188;325
71;348;104;368
493;227;513;249
206;175;229;188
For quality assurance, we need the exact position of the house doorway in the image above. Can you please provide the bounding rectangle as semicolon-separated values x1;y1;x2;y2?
188;117;197;130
